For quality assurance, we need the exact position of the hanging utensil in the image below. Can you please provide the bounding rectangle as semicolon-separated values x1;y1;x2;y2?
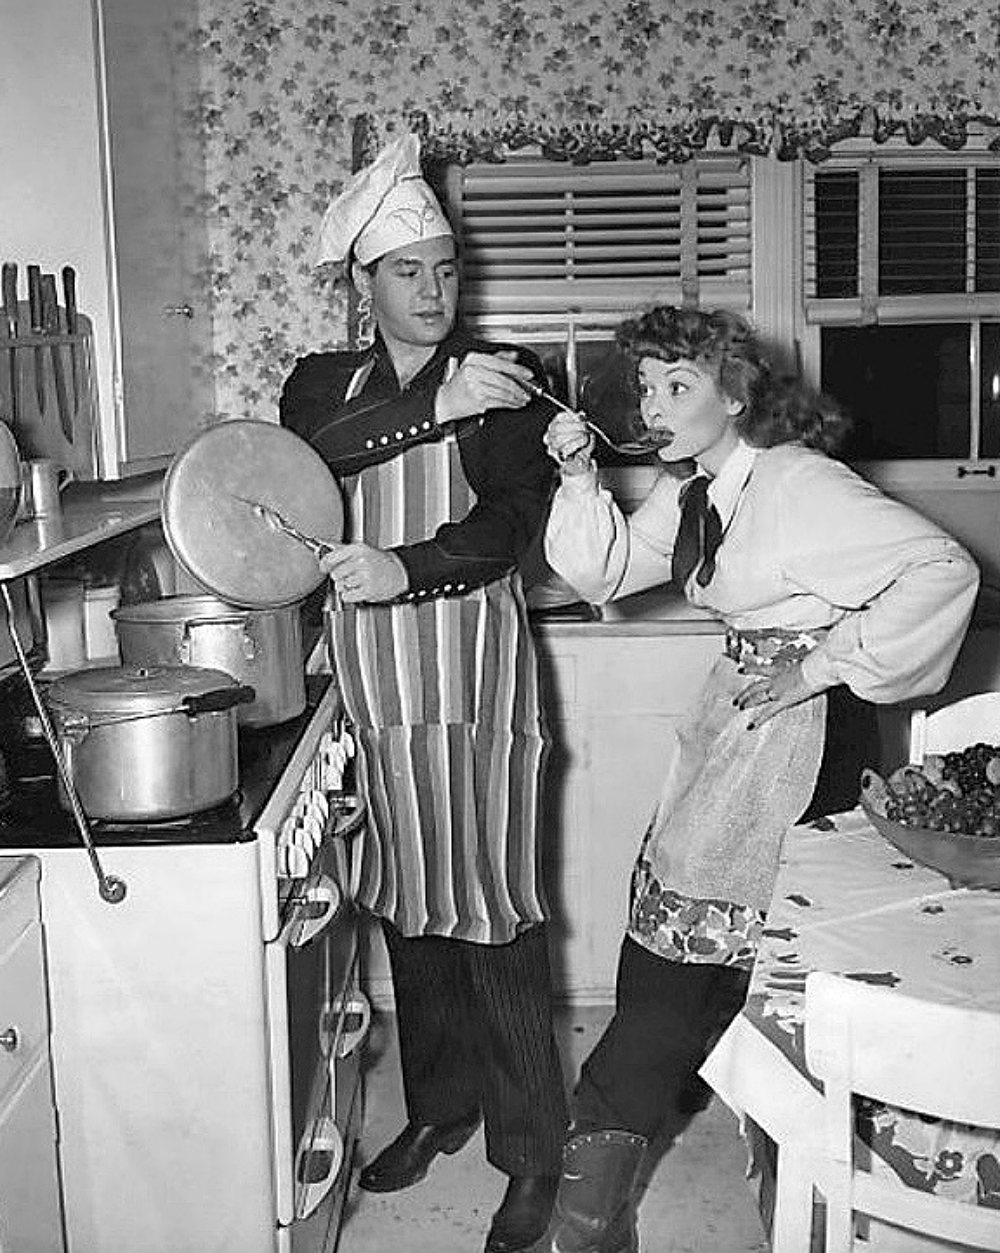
1;263;18;431
41;272;72;445
26;265;45;415
0;580;126;905
62;265;79;415
521;379;675;456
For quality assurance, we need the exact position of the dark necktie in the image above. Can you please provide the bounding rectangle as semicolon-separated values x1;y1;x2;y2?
672;475;723;590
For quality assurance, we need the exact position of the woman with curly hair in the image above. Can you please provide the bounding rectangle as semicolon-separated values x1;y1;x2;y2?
540;306;979;1251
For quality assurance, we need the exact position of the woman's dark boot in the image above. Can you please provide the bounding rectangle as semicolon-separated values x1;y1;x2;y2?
548;1129;647;1253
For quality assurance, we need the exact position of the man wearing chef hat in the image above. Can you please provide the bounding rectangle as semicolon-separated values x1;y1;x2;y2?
280;133;567;1253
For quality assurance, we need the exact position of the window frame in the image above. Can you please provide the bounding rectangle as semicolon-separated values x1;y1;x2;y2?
793;135;1000;490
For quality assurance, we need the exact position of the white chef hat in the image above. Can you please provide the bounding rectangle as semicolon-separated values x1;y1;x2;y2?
315;132;454;267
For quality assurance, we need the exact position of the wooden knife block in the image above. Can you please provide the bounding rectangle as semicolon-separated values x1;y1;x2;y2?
0;306;99;479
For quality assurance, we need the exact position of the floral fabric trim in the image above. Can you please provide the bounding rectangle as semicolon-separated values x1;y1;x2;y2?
628;855;764;970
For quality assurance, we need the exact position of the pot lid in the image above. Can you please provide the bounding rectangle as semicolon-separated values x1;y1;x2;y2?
161;420;344;609
46;664;238;714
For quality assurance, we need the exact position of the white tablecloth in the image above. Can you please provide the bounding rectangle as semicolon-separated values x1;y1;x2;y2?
701;807;1000;1249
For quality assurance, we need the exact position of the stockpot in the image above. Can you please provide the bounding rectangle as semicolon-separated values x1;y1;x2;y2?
45;664;255;822
112;594;305;727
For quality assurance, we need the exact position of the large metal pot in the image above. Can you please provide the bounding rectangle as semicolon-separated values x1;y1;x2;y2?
45;664;255;821
112;594;305;727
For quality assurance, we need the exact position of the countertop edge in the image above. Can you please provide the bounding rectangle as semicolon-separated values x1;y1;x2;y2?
0;475;163;580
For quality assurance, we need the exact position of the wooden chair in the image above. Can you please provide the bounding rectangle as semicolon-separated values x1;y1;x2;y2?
908;691;1000;765
804;970;1000;1251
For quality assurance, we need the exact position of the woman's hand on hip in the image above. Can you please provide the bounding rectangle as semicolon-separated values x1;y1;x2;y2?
735;663;826;730
543;411;594;475
320;543;408;603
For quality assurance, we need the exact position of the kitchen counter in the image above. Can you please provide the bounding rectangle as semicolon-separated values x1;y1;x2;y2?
0;473;163;580
531;585;725;637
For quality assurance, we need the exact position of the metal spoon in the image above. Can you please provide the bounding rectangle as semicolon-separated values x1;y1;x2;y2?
521;379;674;457
234;496;335;560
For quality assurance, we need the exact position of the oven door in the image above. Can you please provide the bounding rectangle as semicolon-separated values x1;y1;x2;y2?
268;801;369;1245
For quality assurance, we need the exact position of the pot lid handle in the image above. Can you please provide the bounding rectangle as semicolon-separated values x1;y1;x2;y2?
181;684;257;717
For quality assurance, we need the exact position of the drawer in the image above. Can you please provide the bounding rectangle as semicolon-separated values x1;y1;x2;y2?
0;923;48;1106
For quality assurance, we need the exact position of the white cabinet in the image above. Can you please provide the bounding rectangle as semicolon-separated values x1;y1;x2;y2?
0;0;211;479
535;624;724;1002
0;856;64;1253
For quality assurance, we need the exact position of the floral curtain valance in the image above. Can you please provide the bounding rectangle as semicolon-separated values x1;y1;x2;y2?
325;0;1000;164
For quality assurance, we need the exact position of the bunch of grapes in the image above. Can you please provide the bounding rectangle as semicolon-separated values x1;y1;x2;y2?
885;743;1000;838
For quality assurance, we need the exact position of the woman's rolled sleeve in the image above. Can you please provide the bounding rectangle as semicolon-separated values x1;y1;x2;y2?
783;458;980;703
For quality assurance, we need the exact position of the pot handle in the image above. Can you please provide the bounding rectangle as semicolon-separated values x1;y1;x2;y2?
181;684;257;716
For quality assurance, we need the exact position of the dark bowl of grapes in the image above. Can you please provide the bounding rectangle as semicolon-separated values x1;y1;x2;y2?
859;746;1000;890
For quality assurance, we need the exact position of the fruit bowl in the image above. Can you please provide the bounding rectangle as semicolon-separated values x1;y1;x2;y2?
859;768;1000;890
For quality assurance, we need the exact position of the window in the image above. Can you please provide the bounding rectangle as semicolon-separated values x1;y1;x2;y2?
440;153;752;457
801;150;1000;467
447;154;752;320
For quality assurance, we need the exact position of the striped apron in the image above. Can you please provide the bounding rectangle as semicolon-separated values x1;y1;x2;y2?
328;366;550;944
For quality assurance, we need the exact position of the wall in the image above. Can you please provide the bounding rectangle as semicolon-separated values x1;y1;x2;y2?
189;0;1000;423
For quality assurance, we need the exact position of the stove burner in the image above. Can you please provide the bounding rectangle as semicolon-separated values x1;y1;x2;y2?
90;791;245;833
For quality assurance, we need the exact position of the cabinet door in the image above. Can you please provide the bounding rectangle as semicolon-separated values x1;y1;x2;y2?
99;0;212;471
539;632;724;1000
0;0;210;480
0;1057;65;1253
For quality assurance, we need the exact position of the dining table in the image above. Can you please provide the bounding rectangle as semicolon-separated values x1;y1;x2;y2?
700;805;1000;1251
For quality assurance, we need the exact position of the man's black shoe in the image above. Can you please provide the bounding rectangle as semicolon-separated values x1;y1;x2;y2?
357;1114;480;1192
483;1172;559;1252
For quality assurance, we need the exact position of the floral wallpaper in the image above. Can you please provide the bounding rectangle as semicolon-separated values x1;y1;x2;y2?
187;0;1000;424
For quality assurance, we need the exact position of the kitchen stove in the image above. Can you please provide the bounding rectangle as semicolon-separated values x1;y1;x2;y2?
0;667;369;1253
0;673;337;844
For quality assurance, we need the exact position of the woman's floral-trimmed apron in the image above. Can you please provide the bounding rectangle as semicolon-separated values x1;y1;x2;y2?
629;633;828;969
328;367;550;944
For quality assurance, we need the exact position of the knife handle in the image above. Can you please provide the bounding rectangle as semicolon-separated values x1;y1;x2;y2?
1;264;17;336
27;265;43;334
40;273;60;334
62;266;78;334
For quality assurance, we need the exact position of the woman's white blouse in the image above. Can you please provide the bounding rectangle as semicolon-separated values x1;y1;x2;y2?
544;441;980;704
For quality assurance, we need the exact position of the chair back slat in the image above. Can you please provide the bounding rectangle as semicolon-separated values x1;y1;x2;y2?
805;971;1000;1252
909;691;1000;764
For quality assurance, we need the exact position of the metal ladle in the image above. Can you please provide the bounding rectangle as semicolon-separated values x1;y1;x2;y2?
0;582;127;905
521;380;675;457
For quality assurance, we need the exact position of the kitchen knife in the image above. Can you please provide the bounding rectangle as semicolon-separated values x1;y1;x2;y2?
1;263;17;429
62;265;79;414
26;264;45;414
41;272;72;444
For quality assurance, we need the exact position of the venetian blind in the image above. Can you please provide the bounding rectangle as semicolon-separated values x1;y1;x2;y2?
803;156;1000;323
447;155;752;317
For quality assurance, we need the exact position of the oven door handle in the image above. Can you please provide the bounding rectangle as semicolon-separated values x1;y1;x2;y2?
321;988;372;1061
282;874;341;948
294;1115;344;1220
